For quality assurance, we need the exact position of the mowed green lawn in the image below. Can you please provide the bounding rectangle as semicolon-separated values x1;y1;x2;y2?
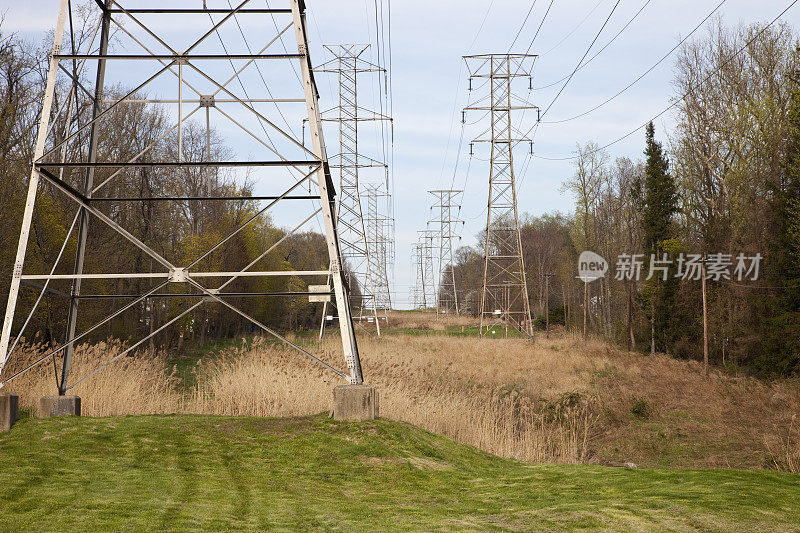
1;414;799;531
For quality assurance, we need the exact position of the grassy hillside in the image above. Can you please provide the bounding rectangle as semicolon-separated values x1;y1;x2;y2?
7;320;800;471
1;414;799;531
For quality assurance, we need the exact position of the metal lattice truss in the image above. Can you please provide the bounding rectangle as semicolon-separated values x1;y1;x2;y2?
413;230;438;310
0;0;366;392
411;243;425;309
428;190;464;315
363;183;393;315
464;54;537;337
315;44;392;333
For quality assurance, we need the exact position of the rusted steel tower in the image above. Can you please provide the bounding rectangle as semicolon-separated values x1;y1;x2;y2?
464;54;537;338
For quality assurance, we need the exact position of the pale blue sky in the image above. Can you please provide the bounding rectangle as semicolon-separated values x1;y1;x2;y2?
3;0;798;307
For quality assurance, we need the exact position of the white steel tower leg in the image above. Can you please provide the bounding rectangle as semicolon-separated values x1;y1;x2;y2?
0;0;70;381
292;1;362;382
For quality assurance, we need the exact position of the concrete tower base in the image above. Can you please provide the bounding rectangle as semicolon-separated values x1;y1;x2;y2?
0;392;19;432
40;396;81;418
333;385;379;421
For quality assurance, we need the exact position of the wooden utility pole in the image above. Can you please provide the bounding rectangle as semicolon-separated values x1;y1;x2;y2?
627;280;633;352
544;273;553;338
650;299;655;356
583;281;588;341
702;260;709;377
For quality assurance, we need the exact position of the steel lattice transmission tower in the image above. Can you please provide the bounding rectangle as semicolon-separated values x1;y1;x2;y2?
464;54;537;338
0;0;366;392
316;44;391;334
415;230;438;310
411;243;426;309
428;190;463;315
364;183;393;316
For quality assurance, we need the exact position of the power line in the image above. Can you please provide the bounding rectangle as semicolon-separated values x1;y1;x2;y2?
265;0;302;84
436;0;495;189
371;0;389;175
534;0;800;161
501;0;552;199
541;0;728;124
534;0;653;90
521;0;555;57
538;0;605;58
437;0;502;198
467;0;496;54
508;1;539;51
225;1;299;137
206;12;283;155
503;0;553;195
386;0;396;299
207;6;324;237
539;0;622;119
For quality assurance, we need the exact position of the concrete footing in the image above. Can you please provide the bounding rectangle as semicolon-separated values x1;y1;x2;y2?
39;396;81;418
333;384;379;421
0;392;19;432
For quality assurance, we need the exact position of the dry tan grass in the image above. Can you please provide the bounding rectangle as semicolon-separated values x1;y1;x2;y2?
386;310;478;331
4;339;183;416
339;335;595;463
5;324;800;470
186;340;336;417
764;415;800;473
180;336;590;463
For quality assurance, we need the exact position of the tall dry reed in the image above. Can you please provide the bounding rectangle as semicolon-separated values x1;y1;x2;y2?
186;340;337;417
3;339;183;416
185;335;594;463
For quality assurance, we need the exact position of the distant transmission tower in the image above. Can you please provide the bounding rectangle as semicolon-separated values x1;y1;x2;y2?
428;190;463;315
464;54;537;337
363;183;393;319
417;230;438;310
411;243;425;309
0;1;366;394
316;44;391;335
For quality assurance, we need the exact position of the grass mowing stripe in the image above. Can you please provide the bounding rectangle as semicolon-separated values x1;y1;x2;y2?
1;414;799;530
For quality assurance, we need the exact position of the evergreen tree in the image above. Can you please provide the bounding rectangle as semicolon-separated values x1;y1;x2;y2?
641;122;679;354
760;71;800;374
643;122;677;252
